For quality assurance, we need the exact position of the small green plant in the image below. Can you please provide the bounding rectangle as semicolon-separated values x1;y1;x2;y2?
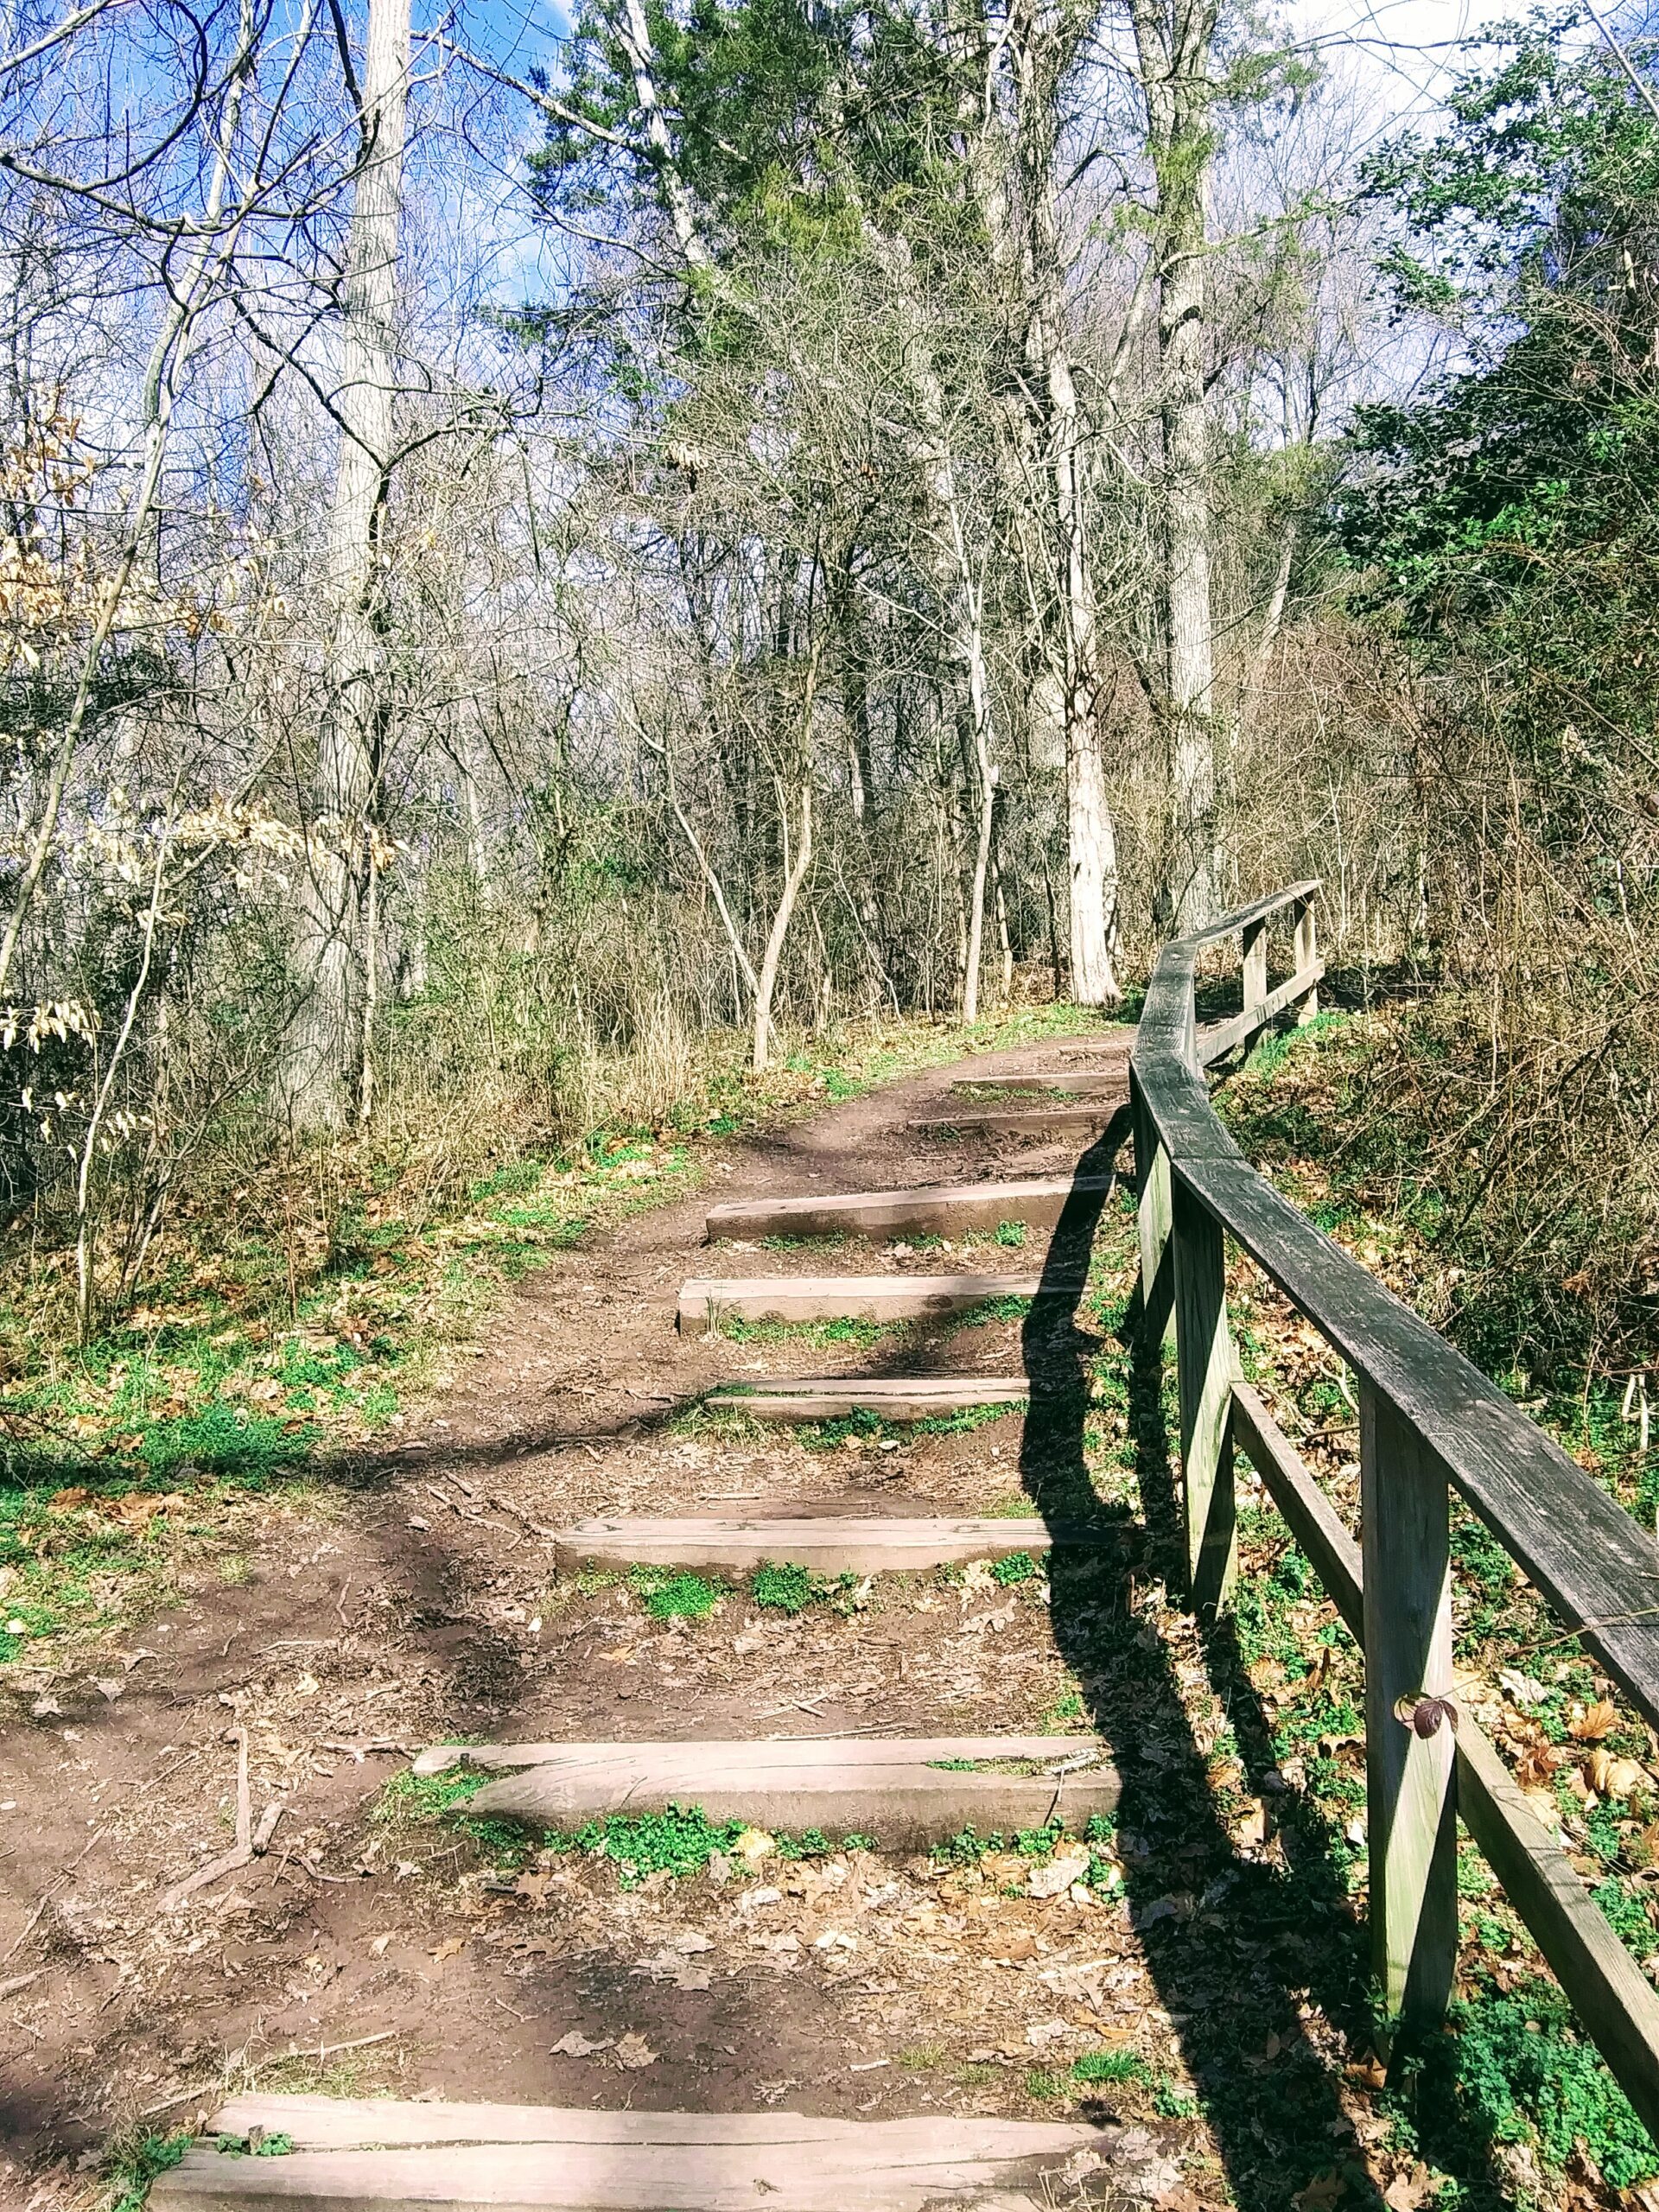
548;1804;746;1885
216;2133;295;2158
630;1566;720;1620
1025;2067;1067;2101
991;1550;1039;1586
994;1219;1027;1249
1153;2077;1198;2119
102;2131;193;2212
751;1560;814;1613
1421;1975;1659;2188
1592;1878;1654;1953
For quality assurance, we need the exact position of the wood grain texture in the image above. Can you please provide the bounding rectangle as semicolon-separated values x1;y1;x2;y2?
705;1174;1114;1242
1130;1071;1174;1354
705;1375;1027;1420
1242;916;1268;1016
1172;1176;1235;1614
153;2096;1113;2210
551;1516;1059;1574
1361;1382;1456;2030
406;1737;1117;1846
1292;895;1319;1021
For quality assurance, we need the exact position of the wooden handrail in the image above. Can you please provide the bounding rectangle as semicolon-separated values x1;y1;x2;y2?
1129;882;1659;2133
1133;889;1659;1731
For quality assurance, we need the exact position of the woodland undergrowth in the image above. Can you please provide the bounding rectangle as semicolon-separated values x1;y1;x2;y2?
0;999;1097;1667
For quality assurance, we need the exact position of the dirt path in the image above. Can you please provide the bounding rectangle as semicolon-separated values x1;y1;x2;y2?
0;1030;1224;2190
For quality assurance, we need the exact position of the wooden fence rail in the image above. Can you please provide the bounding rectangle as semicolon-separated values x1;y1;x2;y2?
1130;881;1659;2133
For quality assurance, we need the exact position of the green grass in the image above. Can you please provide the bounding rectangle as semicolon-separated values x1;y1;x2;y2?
948;1294;1033;1329
537;1805;866;1884
717;1316;892;1349
798;1398;1016;1451
372;1765;490;1822
1073;2050;1150;2086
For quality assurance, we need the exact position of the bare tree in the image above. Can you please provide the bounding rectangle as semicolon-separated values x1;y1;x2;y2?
287;0;413;1128
1131;0;1221;930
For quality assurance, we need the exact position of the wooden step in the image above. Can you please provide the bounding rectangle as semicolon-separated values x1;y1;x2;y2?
705;1173;1113;1242
678;1272;1072;1331
152;2094;1116;2210
706;1374;1027;1420
554;1515;1055;1574
911;1103;1118;1138
951;1069;1120;1095
410;1735;1118;1845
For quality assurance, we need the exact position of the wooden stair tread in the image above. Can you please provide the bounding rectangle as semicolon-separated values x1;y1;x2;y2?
950;1070;1120;1094
408;1736;1118;1846
706;1374;1027;1419
706;1173;1113;1241
911;1104;1118;1136
553;1515;1058;1573
677;1272;1075;1329
152;2094;1114;2209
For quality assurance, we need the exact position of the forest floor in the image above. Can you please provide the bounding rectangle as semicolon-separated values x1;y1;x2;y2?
0;1007;1656;2212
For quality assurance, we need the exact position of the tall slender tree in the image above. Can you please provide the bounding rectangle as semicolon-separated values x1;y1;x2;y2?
288;0;413;1127
1131;0;1221;930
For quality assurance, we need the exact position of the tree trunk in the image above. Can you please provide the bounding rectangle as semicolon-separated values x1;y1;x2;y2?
1006;0;1121;1001
288;0;410;1128
753;774;813;1072
1133;0;1222;933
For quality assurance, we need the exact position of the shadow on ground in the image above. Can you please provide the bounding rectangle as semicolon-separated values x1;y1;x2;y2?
1020;1113;1384;2211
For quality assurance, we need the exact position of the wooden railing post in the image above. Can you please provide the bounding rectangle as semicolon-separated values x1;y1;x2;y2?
1173;1177;1236;1615
1131;1068;1174;1351
1292;894;1319;1023
1361;1382;1457;2037
1242;916;1268;1027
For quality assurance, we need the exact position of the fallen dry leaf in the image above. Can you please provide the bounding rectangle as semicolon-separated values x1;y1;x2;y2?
1569;1699;1618;1743
1382;2162;1434;2209
551;2030;612;2058
1293;2173;1347;2210
1027;1849;1090;1899
1232;1800;1268;1848
429;1936;465;1963
614;2031;657;2069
